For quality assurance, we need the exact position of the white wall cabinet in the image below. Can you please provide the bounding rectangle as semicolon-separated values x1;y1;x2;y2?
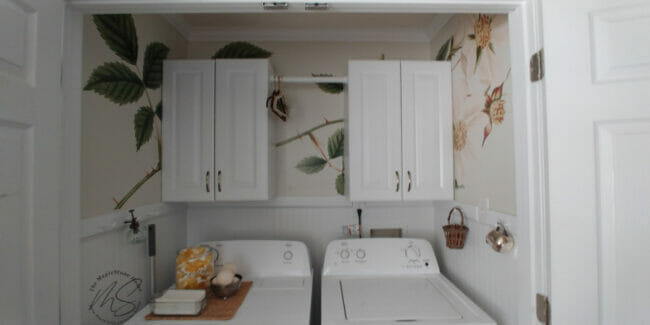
162;60;215;201
214;60;271;200
347;60;452;202
162;59;272;202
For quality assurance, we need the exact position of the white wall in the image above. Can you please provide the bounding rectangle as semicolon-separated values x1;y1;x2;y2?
427;14;523;325
79;14;192;324
432;201;518;325
81;203;186;325
186;203;436;323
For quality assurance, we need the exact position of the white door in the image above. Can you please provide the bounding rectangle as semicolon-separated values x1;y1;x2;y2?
542;0;650;323
0;0;64;323
162;60;214;201
401;61;453;201
347;61;402;201
214;59;269;200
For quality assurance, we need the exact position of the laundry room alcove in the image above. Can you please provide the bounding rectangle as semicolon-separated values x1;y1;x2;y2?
66;3;545;325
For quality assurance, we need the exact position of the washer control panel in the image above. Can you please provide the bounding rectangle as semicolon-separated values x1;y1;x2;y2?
331;242;368;265
322;238;439;276
197;240;311;278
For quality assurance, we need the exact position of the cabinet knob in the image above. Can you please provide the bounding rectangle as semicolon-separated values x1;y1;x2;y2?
217;170;222;192
395;171;400;192
205;171;210;193
407;171;412;192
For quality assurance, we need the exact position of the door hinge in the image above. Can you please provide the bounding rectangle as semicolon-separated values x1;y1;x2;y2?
530;49;544;82
536;293;550;324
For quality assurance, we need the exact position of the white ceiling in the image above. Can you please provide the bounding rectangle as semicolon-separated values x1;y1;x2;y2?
164;13;452;43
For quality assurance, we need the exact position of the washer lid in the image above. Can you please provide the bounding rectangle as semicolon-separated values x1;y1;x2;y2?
255;277;305;289
340;278;462;321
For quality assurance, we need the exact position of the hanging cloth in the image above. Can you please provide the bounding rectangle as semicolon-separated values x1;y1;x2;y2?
266;76;289;122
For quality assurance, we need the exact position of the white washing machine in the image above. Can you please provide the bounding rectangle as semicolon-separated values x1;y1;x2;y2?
321;238;495;325
126;240;312;325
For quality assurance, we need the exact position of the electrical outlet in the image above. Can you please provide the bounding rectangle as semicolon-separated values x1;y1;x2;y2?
478;197;490;223
341;224;360;237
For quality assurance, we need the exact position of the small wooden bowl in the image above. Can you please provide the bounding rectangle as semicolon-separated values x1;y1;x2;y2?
210;274;242;299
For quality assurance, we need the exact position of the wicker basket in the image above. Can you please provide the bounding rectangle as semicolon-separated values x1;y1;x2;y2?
443;207;469;249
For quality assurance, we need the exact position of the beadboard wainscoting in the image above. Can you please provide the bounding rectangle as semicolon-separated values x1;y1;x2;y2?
80;203;187;325
186;203;436;323
433;201;518;325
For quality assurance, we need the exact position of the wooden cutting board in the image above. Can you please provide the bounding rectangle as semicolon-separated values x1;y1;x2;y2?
145;281;252;321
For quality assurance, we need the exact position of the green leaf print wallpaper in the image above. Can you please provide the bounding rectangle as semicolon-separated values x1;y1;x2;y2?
92;14;139;65
82;15;439;217
211;41;272;59
142;42;171;89
84;14;168;210
82;14;188;217
83;15;351;214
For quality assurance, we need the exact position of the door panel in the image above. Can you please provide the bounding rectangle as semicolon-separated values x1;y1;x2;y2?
0;0;64;323
214;59;269;200
401;61;453;201
596;121;650;324
162;60;214;201
542;0;650;322
348;61;402;201
0;122;29;324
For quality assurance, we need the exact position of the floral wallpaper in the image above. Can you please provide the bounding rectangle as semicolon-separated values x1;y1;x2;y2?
433;14;516;215
82;14;504;212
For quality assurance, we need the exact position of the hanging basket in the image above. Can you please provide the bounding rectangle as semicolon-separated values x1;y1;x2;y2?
443;207;469;249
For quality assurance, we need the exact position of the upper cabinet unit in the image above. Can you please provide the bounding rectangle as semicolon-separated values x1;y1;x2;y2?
347;60;453;202
162;60;215;202
162;59;272;202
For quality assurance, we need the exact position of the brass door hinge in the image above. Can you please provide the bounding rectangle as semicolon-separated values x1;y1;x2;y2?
530;49;544;82
536;293;550;324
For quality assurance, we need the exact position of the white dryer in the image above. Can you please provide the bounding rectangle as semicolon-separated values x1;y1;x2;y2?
126;240;312;325
321;238;495;325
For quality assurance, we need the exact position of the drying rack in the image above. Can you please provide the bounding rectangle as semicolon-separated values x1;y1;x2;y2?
270;75;348;84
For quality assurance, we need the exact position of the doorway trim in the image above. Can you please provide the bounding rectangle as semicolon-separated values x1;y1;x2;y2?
61;1;548;324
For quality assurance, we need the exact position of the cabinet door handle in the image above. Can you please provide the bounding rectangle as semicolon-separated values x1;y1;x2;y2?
205;171;210;193
217;170;222;192
395;171;400;192
407;170;412;192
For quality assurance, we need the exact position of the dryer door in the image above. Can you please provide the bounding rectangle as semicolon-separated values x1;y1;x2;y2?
340;277;462;321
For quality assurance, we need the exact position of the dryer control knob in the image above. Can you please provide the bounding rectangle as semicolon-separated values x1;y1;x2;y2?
405;246;421;260
340;249;350;259
356;249;366;259
283;250;294;261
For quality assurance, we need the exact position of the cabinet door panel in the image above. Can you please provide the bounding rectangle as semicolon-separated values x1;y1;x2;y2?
215;60;269;200
348;61;402;201
401;61;453;200
162;60;215;201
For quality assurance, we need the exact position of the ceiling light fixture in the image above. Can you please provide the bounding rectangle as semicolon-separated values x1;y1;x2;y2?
305;3;329;10
262;2;289;10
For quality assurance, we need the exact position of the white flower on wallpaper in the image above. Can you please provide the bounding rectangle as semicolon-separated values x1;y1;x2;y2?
451;60;485;188
463;14;511;84
437;14;514;207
